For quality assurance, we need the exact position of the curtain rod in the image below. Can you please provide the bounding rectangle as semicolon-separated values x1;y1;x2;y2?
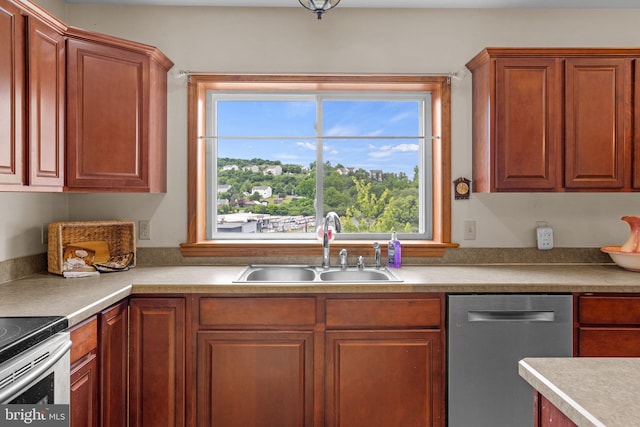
173;69;467;83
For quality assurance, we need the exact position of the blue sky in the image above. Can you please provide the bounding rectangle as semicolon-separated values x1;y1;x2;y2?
216;99;424;176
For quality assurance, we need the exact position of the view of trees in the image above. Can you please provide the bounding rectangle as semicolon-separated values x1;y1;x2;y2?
217;157;420;233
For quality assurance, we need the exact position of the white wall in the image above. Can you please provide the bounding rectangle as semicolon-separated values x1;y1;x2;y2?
6;5;640;262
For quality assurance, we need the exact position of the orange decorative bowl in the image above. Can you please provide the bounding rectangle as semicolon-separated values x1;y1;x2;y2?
601;246;640;272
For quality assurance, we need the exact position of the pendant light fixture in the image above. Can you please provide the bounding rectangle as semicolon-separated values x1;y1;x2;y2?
299;0;340;19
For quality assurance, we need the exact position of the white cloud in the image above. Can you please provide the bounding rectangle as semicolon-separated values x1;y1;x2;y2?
369;143;419;158
296;141;315;150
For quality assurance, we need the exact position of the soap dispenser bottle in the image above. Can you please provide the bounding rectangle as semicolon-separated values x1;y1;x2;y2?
387;232;402;268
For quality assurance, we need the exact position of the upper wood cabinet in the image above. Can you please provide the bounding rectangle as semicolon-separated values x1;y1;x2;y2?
0;0;65;191
66;27;173;192
467;48;635;192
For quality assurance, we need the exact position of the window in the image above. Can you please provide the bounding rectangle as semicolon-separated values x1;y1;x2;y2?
182;75;454;258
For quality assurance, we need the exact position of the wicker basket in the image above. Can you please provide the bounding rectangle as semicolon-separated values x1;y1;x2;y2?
48;220;136;275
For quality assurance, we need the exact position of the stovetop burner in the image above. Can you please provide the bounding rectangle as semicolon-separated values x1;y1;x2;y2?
0;317;68;365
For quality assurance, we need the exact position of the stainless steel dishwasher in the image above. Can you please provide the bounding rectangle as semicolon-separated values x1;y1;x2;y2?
448;294;572;427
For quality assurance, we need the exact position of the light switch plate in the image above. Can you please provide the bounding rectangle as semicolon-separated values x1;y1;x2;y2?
536;226;554;250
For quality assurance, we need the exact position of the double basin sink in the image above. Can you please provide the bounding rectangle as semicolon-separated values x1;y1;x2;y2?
234;264;403;283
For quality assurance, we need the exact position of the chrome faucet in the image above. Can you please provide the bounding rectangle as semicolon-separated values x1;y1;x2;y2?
322;212;342;268
339;249;348;270
373;242;381;268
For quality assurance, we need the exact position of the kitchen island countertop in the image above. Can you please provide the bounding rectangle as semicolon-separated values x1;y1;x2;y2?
1;264;640;326
519;357;640;427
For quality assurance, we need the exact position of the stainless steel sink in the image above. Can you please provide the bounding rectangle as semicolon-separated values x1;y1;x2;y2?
319;269;393;282
243;266;316;282
234;265;402;283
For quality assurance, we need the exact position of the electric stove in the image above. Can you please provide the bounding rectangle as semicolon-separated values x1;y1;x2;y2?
0;316;68;365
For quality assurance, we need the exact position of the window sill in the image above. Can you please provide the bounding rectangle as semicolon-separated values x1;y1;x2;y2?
180;240;459;258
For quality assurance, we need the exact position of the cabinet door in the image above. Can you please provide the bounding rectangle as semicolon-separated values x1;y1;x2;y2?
565;57;630;189
325;330;444;427
66;38;151;190
197;330;314;427
26;16;64;188
635;59;640;189
70;354;99;427
578;328;640;356
534;392;577;427
0;0;25;186
100;300;129;427
69;316;98;427
129;298;185;427
495;57;561;190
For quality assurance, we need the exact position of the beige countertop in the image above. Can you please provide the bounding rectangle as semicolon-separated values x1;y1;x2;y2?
519;357;640;427
1;264;640;326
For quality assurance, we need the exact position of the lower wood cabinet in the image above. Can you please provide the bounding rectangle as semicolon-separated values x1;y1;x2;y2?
534;392;577;427
69;316;99;427
68;300;128;427
325;330;442;427
195;294;445;427
71;293;445;427
196;331;315;427
575;294;640;356
129;297;186;427
100;300;129;427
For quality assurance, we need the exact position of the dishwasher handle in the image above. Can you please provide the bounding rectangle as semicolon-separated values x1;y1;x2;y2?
468;310;555;322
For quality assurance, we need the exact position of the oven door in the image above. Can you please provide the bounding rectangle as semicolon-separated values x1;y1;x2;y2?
0;332;71;404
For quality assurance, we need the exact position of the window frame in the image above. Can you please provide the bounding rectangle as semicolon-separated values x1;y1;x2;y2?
181;74;456;258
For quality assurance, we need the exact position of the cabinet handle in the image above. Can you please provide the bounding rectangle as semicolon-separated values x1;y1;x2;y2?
468;311;555;322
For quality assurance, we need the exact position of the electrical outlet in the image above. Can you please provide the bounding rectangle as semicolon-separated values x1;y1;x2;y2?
463;220;476;240
536;226;554;250
139;220;151;240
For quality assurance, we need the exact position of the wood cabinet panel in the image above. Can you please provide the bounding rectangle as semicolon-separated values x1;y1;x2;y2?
534;392;577;427
66;38;149;190
199;296;317;328
100;300;128;427
129;297;185;427
65;28;171;192
70;353;99;427
26;15;64;188
69;315;97;364
564;58;629;189
494;57;560;190
578;295;640;324
635;59;640;189
326;296;441;328
325;330;444;427
467;48;636;192
578;327;640;356
197;330;314;427
0;0;25;186
69;315;99;427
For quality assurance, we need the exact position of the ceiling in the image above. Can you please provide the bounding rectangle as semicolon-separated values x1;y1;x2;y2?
62;0;640;8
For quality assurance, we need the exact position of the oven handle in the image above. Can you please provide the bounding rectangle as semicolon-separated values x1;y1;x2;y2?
0;339;71;403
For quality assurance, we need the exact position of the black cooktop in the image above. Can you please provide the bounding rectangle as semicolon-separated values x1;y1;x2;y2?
0;316;68;365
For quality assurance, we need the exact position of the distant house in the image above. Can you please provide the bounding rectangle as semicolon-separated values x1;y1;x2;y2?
243;165;260;173
370;170;383;181
221;164;238;171
263;165;282;176
217;184;232;194
251;186;272;198
337;167;354;175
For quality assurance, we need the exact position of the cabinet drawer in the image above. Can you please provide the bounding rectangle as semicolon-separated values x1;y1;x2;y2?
578;327;640;356
578;296;640;324
199;297;317;328
69;316;98;363
326;297;442;328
